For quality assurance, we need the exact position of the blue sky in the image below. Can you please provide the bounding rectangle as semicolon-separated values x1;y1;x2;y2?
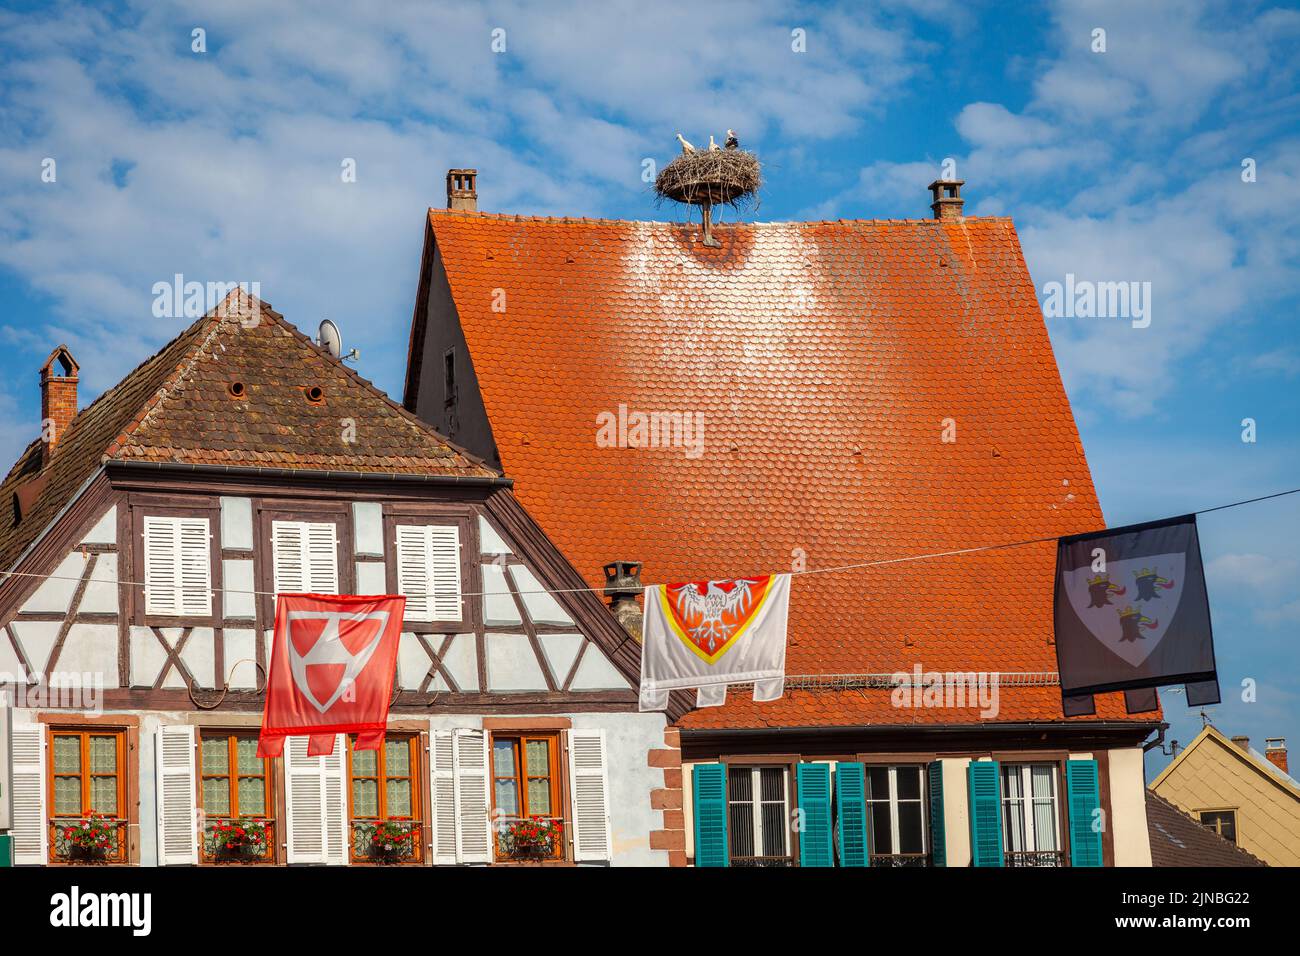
1;0;1297;779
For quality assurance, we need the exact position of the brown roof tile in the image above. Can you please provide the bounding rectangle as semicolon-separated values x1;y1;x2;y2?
1;289;496;572
1146;791;1265;867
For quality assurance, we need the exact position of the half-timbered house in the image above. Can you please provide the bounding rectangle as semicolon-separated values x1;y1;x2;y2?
0;289;675;866
402;170;1160;867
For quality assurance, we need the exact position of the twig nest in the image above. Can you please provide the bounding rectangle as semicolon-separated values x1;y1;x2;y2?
655;149;762;208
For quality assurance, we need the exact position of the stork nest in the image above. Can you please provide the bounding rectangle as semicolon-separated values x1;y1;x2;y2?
654;148;762;208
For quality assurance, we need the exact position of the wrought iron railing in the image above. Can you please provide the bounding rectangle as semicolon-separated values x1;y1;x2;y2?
731;854;795;867
50;817;128;864
869;852;932;867
1004;849;1065;867
352;820;422;863
202;818;275;863
494;816;564;861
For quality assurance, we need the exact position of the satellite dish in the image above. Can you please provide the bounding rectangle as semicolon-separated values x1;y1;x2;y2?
316;319;342;359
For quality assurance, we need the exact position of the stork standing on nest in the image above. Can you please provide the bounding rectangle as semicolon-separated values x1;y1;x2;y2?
725;129;739;149
676;133;696;154
708;134;721;151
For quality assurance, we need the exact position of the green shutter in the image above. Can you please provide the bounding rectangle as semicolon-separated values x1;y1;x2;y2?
692;764;729;867
1066;759;1105;867
797;763;834;867
967;761;1004;867
835;763;869;867
927;761;946;867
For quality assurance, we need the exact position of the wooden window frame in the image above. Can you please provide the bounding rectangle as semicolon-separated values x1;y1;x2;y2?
255;501;354;629
863;763;928;859
999;761;1064;858
382;509;476;633
1199;808;1239;844
47;728;129;864
346;733;425;865
724;762;795;867
489;731;565;862
127;497;222;628
197;730;276;864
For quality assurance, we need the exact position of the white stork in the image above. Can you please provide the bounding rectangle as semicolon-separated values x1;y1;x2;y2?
725;129;739;149
676;133;696;154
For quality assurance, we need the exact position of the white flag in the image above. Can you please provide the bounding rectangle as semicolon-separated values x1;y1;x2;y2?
639;574;790;711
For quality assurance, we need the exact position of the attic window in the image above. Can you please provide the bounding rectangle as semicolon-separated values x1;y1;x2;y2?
443;348;457;407
305;385;325;405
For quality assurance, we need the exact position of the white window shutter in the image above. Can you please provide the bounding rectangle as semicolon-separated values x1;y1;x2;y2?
396;525;462;622
284;735;326;864
306;522;340;594
321;736;348;865
178;518;212;617
431;731;458;864
273;521;338;595
10;724;47;865
427;525;462;621
397;526;431;622
144;516;212;616
454;728;491;863
568;729;612;862
144;517;179;616
272;521;307;595
155;725;198;864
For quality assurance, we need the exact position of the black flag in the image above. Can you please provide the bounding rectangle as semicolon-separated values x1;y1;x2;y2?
1053;514;1217;713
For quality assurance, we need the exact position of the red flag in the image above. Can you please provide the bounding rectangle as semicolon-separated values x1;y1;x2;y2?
257;593;404;758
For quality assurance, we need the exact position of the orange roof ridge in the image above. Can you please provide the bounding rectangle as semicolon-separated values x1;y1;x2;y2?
427;207;1013;229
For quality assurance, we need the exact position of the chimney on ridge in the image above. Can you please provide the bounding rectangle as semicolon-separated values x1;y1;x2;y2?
1265;738;1289;774
603;561;644;640
447;169;478;212
1230;735;1250;752
928;178;965;221
40;345;79;466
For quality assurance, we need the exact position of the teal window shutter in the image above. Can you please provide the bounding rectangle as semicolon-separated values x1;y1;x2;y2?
1066;759;1105;867
797;763;834;867
967;761;1004;867
835;763;869;867
692;764;729;867
927;761;946;867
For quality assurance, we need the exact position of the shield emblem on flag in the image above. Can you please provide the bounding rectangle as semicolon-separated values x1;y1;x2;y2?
1062;554;1186;667
661;576;774;665
258;593;405;758
286;609;391;714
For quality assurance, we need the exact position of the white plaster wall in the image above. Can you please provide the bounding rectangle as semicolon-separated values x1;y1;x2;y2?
223;559;255;619
352;502;383;556
570;711;669;867
941;756;973;867
220;497;253;550
355;560;385;595
79;506;117;546
1109;746;1153;866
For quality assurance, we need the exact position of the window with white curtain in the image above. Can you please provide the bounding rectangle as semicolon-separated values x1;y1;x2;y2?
727;765;790;864
1000;763;1060;854
865;765;927;856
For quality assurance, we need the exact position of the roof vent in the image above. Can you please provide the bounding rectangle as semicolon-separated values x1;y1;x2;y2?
928;179;965;221
447;169;478;212
603;560;644;640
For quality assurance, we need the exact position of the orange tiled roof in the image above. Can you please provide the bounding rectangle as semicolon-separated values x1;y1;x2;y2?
411;209;1148;729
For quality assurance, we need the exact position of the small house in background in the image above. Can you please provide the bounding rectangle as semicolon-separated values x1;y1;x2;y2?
0;289;670;867
402;169;1160;867
1145;791;1264;867
1150;725;1300;866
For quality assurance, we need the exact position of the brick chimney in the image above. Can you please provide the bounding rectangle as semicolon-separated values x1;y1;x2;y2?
1265;738;1288;774
603;560;643;639
1230;735;1250;752
39;345;79;465
928;179;965;221
447;169;477;212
